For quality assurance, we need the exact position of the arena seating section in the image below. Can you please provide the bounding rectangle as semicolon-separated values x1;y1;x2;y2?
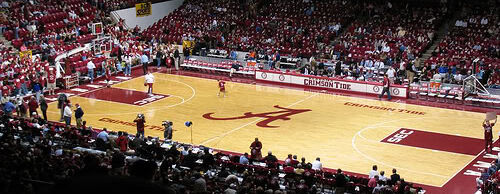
338;5;443;64
0;115;425;193
425;7;499;71
1;0;500;193
2;0;96;61
142;0;359;57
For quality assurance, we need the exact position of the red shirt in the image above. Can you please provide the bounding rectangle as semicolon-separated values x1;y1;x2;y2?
14;79;21;88
2;85;11;95
115;136;128;152
383;77;390;88
283;166;295;174
48;70;56;83
134;118;145;131
484;123;494;132
40;77;47;87
28;99;38;112
484;123;494;139
368;177;377;188
218;81;225;89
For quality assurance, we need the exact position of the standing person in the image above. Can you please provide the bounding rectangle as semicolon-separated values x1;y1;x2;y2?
28;96;38;117
386;66;396;84
134;114;146;138
217;79;226;97
163;121;173;141
390;169;400;185
40;95;48;121
57;93;67;122
17;97;27;118
166;53;173;74
87;60;96;83
40;73;47;96
141;52;149;75
115;58;122;73
32;79;41;102
173;47;180;70
335;169;347;194
156;49;163;69
484;118;497;153
105;65;111;87
124;54;132;76
63;102;72;126
74;104;84;128
378;74;392;100
47;68;56;95
3;99;15;116
144;71;155;95
249;137;262;160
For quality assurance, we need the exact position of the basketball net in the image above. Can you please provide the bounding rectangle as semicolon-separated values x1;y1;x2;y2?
463;75;489;98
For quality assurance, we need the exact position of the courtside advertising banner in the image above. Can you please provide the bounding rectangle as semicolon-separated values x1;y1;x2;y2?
256;70;408;98
136;2;152;17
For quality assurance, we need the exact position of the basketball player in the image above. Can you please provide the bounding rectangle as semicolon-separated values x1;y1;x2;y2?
483;118;497;153
145;71;155;95
217;79;226;97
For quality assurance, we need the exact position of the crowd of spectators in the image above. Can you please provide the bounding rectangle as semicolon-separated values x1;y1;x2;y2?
0;0;499;193
477;156;500;193
426;3;499;87
143;0;359;58
0;111;425;194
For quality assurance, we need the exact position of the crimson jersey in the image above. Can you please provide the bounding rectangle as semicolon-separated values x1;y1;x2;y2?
219;81;225;89
484;123;495;140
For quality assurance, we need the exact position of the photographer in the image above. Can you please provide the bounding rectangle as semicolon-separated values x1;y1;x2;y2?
163;121;173;141
134;114;146;138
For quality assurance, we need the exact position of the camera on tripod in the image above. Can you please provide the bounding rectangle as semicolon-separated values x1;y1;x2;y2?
162;120;173;127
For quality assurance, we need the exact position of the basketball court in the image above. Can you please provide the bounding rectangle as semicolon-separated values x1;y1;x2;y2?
43;72;497;191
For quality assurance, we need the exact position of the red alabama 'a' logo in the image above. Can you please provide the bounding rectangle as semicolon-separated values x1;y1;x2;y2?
202;105;312;128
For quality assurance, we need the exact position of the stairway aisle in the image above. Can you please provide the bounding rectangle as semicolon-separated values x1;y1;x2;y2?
420;7;465;62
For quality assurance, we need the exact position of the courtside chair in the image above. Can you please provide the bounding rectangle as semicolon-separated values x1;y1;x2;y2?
454;87;465;104
427;86;439;101
446;89;457;104
437;88;448;103
418;83;429;101
409;83;419;99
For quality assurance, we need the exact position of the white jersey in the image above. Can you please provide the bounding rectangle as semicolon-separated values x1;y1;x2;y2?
145;73;154;84
87;61;95;69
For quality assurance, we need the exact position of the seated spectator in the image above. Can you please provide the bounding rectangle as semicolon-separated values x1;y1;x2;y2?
368;175;379;188
239;153;249;165
263;151;278;168
311;157;322;171
391;168;401;185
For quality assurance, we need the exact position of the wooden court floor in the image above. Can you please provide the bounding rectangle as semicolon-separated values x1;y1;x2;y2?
44;72;493;187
